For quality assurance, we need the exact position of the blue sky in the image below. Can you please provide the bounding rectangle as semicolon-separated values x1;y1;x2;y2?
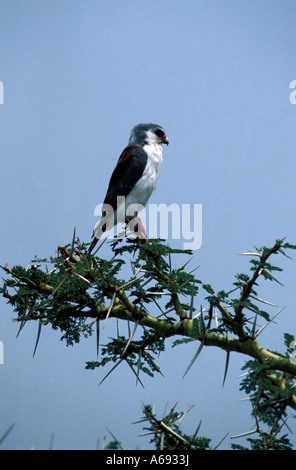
1;0;296;449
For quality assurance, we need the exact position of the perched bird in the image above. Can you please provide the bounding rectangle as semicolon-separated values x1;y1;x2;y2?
88;123;168;253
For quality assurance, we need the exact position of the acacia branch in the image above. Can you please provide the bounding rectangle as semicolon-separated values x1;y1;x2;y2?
235;239;284;324
12;297;296;379
2;237;296;387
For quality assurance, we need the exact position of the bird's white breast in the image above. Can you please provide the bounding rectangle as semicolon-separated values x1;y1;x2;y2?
125;143;163;212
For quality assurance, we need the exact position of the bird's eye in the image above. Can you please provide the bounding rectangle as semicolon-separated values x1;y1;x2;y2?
155;129;164;138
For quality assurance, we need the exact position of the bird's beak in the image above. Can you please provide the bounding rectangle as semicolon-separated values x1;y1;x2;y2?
162;137;169;145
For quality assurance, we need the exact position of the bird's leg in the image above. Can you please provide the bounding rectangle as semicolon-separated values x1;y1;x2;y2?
126;214;147;239
134;216;147;239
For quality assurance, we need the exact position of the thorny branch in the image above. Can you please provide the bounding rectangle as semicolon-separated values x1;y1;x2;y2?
1;236;296;449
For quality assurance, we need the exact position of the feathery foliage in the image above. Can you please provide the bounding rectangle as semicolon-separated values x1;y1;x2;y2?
1;236;296;449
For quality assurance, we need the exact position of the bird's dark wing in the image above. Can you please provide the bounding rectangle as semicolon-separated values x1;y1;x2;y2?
88;145;148;254
103;145;148;211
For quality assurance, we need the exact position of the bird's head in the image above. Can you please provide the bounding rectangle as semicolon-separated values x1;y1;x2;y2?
129;123;169;147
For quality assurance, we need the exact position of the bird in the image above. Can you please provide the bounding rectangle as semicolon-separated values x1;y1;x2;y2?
88;123;169;254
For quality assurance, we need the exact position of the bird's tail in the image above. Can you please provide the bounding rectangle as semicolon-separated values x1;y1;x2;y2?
88;234;99;254
88;216;107;254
